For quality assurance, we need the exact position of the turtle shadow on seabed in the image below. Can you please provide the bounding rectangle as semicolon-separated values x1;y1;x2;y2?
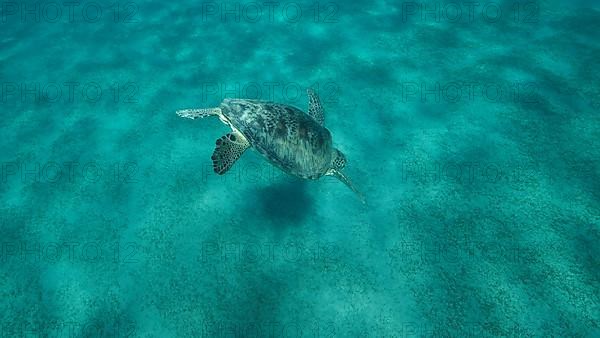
251;178;314;227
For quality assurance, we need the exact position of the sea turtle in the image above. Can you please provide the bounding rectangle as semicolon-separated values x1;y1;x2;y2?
176;88;364;202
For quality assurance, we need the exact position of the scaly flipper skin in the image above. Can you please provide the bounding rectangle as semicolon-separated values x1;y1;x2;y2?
307;88;325;126
211;130;250;175
176;108;221;119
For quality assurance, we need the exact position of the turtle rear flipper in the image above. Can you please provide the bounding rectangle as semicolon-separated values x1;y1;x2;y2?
176;108;221;119
212;131;250;175
307;88;325;126
329;169;366;204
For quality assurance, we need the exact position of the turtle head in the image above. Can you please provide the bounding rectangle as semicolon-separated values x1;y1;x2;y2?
331;148;347;170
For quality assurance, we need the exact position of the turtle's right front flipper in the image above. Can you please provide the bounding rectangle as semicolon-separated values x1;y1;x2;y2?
176;108;221;119
212;130;250;175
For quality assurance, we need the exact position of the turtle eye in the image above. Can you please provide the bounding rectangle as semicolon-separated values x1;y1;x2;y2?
333;150;346;169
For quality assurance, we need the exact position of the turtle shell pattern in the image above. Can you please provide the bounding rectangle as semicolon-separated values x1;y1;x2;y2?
220;98;334;179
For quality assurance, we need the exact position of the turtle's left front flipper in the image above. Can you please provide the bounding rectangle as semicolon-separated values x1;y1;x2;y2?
212;130;250;175
176;108;221;119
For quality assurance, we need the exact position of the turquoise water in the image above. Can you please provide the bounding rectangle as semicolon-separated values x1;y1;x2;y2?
1;0;599;336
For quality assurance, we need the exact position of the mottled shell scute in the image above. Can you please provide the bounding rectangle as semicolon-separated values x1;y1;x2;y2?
219;98;333;179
